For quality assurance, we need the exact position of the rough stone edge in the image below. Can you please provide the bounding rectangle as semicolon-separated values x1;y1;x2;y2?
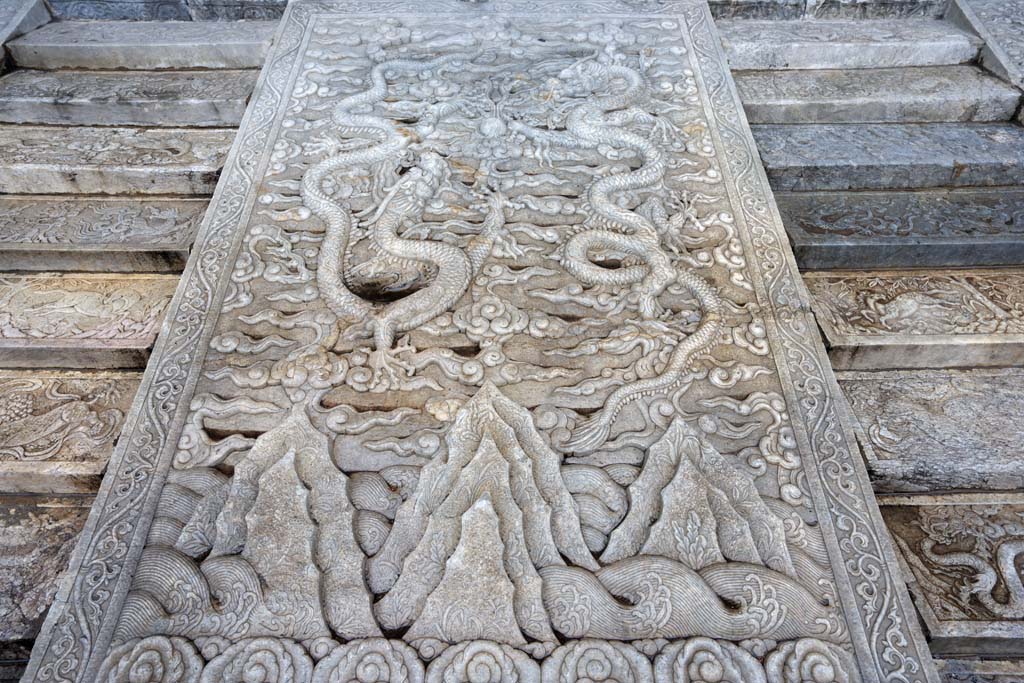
21;3;939;683
946;0;1023;88
1;0;50;59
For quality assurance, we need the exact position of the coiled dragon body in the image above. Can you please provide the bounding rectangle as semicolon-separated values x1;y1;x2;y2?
513;60;722;453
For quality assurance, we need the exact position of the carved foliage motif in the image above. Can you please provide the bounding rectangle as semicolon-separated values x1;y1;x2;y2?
22;2;933;683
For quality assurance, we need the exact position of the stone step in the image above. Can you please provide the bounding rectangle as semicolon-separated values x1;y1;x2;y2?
0;273;177;369
719;19;981;70
0;495;92;646
9;20;276;70
49;0;189;20
838;368;1024;493
880;493;1024;657
0;370;140;493
0;126;233;195
709;0;945;19
736;66;1021;124
805;268;1024;369
188;0;285;20
777;188;1024;269
754;123;1024;191
0;69;257;127
0;196;206;272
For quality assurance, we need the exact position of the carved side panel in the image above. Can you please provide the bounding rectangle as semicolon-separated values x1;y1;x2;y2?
23;3;937;683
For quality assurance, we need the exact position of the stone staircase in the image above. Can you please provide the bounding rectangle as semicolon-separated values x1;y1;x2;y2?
1;1;1023;681
0;12;272;682
721;3;1024;680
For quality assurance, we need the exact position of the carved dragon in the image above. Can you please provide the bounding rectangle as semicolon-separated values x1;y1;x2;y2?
301;52;504;387
511;58;723;452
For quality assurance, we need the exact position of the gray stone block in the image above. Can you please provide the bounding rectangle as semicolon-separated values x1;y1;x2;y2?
754;123;1024;190
949;0;1024;89
808;0;946;17
736;66;1021;124
0;496;91;643
0;196;207;272
0;273;177;369
777;188;1024;269
0;125;234;195
806;268;1024;369
0;69;257;127
9;20;277;70
719;19;981;70
838;368;1024;493
936;659;1024;683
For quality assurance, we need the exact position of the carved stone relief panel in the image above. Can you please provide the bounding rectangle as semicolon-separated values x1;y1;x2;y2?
882;495;1024;657
0;274;177;368
0;370;141;493
23;3;936;682
806;269;1024;370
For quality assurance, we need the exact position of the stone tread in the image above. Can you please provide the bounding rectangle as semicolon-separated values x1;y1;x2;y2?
0;69;258;127
805;267;1024;369
0;125;234;195
719;18;981;70
754;123;1024;191
838;368;1024;493
0;196;206;272
777;188;1024;269
0;273;178;369
9;20;277;70
735;65;1021;124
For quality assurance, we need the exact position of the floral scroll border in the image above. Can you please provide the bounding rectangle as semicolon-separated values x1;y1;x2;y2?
22;2;938;682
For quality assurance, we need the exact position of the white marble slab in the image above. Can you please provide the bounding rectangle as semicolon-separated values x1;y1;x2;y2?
21;4;938;683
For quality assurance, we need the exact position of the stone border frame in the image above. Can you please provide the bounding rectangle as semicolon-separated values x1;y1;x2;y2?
22;3;938;682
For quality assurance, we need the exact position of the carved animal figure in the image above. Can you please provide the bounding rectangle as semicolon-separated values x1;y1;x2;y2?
512;58;722;452
302;52;503;385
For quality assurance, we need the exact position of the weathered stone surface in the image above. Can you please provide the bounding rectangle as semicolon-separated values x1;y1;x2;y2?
47;0;190;20
806;269;1024;369
778;188;1024;269
9;20;277;70
0;196;206;272
0;370;140;494
736;66;1020;124
838;368;1024;493
882;495;1024;656
23;3;938;683
187;0;286;20
0;495;92;643
719;19;981;70
0;0;49;49
949;0;1024;88
755;123;1024;191
0;70;258;127
936;659;1024;683
0;126;233;195
708;0;944;18
0;273;177;368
